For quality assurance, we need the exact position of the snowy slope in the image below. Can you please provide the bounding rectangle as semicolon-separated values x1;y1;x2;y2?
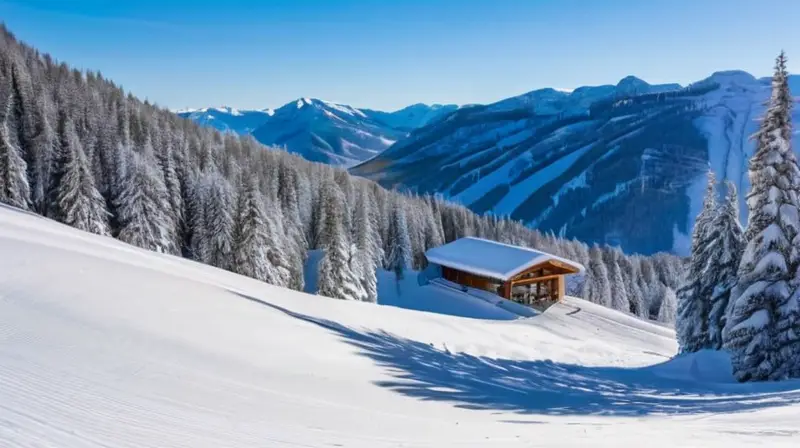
2;204;800;447
176;106;274;134
352;72;800;255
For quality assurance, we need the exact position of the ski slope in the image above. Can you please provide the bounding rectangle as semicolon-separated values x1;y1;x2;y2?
2;205;800;447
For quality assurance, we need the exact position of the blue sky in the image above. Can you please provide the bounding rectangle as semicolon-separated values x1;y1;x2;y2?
2;0;798;111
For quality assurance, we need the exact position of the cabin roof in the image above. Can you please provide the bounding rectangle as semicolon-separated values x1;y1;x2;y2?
425;237;585;281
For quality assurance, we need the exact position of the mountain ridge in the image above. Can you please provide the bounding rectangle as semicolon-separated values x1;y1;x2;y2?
351;70;800;256
179;98;458;166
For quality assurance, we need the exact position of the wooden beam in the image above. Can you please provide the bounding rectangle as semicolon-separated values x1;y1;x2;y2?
510;274;565;286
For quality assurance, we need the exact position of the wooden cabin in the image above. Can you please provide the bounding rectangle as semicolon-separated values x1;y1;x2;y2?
425;237;584;308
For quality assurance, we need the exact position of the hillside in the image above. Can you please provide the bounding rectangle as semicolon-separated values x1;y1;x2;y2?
3;204;800;447
352;72;800;255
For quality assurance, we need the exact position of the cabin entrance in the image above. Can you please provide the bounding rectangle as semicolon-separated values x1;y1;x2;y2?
509;277;559;306
500;260;576;310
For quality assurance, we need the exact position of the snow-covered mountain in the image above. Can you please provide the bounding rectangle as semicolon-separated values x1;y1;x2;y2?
180;99;458;167
5;204;800;447
352;72;800;255
250;98;408;166
361;103;459;131
176;106;274;134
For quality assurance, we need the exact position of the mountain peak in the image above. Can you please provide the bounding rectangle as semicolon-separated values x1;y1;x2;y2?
296;97;315;109
700;70;757;86
615;76;651;95
616;75;649;86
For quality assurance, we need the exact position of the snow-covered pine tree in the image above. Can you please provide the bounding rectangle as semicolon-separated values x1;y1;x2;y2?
422;200;444;253
115;148;177;254
619;254;645;317
724;52;800;381
567;240;590;298
587;245;612;307
173;137;197;258
653;252;684;291
0;117;30;209
156;124;184;251
28;93;57;214
275;163;307;291
658;284;677;324
263;199;294;288
192;170;235;269
638;257;661;318
6;60;38;208
676;170;717;353
231;177;283;285
90;103;120;216
705;180;744;350
346;241;368;302
353;187;379;302
317;179;361;300
604;247;630;313
427;194;446;247
387;198;412;280
51;114;109;235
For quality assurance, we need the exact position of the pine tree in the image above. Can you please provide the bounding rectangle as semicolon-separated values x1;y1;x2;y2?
353;187;379;302
638;258;661;318
158;126;184;250
705;180;744;349
605;248;630;313
116;150;176;254
658;285;677;324
28;91;56;213
676;170;717;353
0;118;30;209
566;240;590;297
317;179;360;300
619;254;645;317
7;61;38;208
51;115;109;235
387;199;412;280
724;52;800;381
277;160;307;291
588;245;612;307
192;170;235;269
231;178;284;285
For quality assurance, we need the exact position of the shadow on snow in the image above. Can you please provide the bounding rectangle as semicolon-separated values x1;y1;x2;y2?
229;290;800;417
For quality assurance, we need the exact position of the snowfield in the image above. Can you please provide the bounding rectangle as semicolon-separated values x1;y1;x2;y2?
2;205;800;447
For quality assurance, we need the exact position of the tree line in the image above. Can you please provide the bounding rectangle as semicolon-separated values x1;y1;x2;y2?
677;52;800;382
0;25;683;320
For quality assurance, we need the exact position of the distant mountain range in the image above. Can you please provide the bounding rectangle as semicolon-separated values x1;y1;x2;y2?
178;100;457;166
176;106;275;134
180;72;800;256
352;71;800;256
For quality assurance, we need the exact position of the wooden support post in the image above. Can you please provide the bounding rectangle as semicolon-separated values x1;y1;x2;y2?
502;282;511;299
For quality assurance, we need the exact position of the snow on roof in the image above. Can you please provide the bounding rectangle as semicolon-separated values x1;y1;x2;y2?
425;237;585;281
